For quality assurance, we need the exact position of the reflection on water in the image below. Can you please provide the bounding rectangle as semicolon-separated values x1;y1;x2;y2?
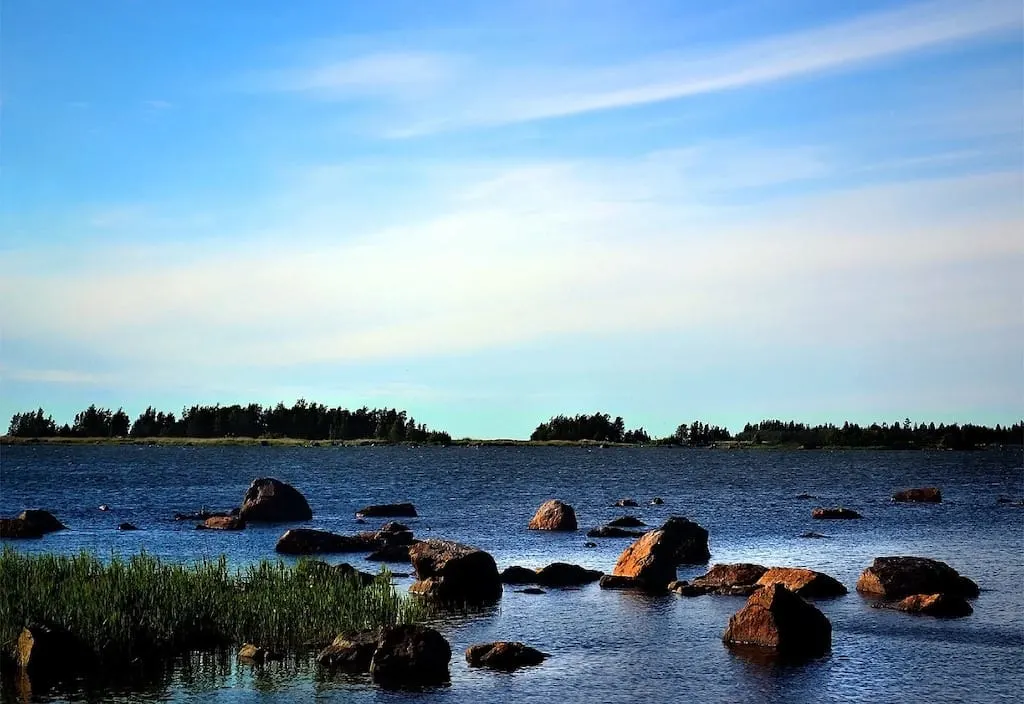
1;446;1022;703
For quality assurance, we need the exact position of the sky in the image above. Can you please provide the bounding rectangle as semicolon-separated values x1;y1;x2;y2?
1;0;1022;439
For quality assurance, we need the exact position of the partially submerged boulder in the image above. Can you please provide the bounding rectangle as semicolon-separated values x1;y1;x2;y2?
586;525;645;538
528;500;577;531
1;510;66;539
650;497;665;505
598;575;641;590
892;487;942;503
609;530;678;590
197;516;245;531
369;624;451;688
608;516;646;528
756;568;847;598
356;503;417;518
892;593;973;618
856;556;979;600
534;562;603;587
812;507;861;519
672;563;768;597
275;528;372;555
1;518;42;539
366;543;414;562
118;522;138;531
722;584;831;657
465;642;547;670
501;566;540;584
613;498;638;507
316;630;378;671
409;539;502;604
660;516;711;564
238;643;282;663
238;478;312;522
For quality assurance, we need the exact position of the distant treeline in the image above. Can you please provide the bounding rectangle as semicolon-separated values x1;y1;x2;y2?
531;413;1021;449
6;401;452;443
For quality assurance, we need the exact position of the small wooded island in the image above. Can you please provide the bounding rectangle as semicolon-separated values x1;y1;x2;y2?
4;403;1021;450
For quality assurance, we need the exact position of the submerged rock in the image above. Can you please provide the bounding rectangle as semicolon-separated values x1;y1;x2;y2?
196;516;245;531
892;487;942;503
598;575;641;590
800;532;827;539
534;562;603;587
613;498;639;507
275;528;372;555
118;522;138;531
755;567;847;598
856;556;979;600
409;539;502;604
355;503;418;518
369;624;451;688
891;593;973;618
608;516;646;528
586;525;646;539
238;478;313;522
672;563;768;597
650;497;665;505
316;630;378;671
811;507;861;519
1;510;66;539
722;584;831;657
465;642;547;670
528;500;578;531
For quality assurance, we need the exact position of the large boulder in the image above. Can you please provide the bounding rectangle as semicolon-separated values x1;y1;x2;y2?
672;563;768;597
356;503;417;518
892;593;973;618
369;624;451;688
275;528;373;555
238;478;312;522
722;584;831;657
660;517;711;564
1;510;66;538
528;500;577;531
609;529;679;590
892;487;942;503
812;507;861;519
856;556;979;600
316;630;378;670
756;568;847;598
465;642;547;670
408;539;502;604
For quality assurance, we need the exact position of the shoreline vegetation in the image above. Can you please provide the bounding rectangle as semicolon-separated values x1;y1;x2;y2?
0;549;425;670
4;402;1021;451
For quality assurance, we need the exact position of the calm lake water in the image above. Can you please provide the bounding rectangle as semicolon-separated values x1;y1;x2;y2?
1;444;1022;703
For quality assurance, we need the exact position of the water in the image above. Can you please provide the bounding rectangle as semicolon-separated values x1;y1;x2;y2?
1;444;1022;703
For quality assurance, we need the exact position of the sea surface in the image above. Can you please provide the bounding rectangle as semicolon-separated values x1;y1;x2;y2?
1;444;1022;703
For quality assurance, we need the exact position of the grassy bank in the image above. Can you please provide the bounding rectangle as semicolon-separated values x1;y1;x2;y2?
0;548;426;666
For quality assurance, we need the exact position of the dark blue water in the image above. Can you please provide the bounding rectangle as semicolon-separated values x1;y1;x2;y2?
2;445;1022;703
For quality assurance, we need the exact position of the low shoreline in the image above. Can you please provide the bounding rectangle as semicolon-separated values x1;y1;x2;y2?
1;435;1017;451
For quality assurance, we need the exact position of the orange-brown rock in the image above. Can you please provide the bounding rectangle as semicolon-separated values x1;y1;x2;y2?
722;584;831;657
756;567;847;598
856;556;978;599
893;593;973;618
316;630;378;670
409;539;501;603
528;500;577;531
465;642;547;670
892;487;942;503
197;516;246;531
610;529;678;589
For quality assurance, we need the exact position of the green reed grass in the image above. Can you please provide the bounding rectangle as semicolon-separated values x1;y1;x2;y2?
0;548;427;664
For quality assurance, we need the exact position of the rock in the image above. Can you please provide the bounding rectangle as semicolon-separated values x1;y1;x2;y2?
613;498;638;507
674;563;768;596
609;529;678;590
586;525;646;538
355;503;418;518
18;510;66;534
892;593;973;618
517;588;546;595
527;500;577;531
296;560;376;586
650;497;665;505
501;566;540;584
800;532;827;539
534;562;603;587
465;642;547;670
795;493;817;500
118;522;138;531
722;584;831;657
1;518;43;539
275;528;373;555
856;556;979;600
660;516;711;564
173;508;232;521
98;505;110;512
408;539;502;604
197;516;245;531
608;516;646;528
238;643;281;663
238;478;313;522
598;575;640;590
316;630;378;670
367;544;414;562
812;507;861;519
369;624;451;688
17;625;88;673
756;568;847;598
584;541;598;548
892;487;942;503
996;497;1024;506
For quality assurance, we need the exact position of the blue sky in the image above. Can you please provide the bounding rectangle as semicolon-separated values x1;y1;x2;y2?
1;0;1021;438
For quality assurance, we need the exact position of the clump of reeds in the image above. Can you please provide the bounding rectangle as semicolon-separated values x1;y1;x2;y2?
0;548;426;665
